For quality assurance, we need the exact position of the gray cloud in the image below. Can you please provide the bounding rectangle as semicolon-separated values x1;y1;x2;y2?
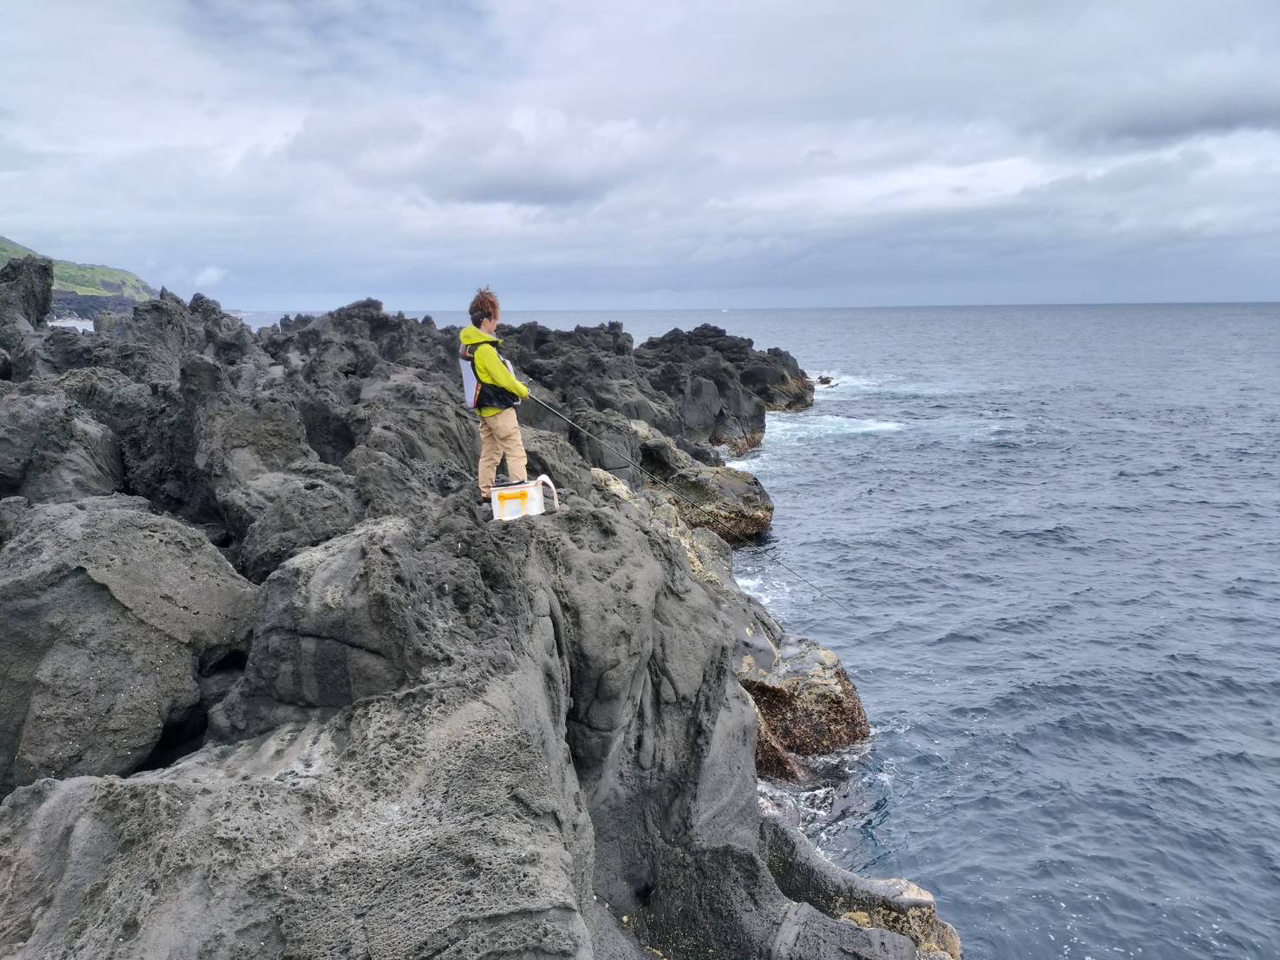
2;0;1279;307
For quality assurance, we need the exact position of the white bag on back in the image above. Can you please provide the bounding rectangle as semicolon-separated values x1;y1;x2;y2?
459;356;520;410
459;357;480;409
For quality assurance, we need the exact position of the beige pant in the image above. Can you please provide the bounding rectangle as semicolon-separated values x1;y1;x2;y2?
477;407;527;495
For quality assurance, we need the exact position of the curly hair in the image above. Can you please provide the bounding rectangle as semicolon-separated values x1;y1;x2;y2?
468;287;500;325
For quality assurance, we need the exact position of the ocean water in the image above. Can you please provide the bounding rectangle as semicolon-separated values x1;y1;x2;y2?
718;305;1279;960
242;304;1280;959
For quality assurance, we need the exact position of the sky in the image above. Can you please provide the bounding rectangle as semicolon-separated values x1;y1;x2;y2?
4;0;1280;310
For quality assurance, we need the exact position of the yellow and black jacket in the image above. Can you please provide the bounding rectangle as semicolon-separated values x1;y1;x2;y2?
459;325;530;417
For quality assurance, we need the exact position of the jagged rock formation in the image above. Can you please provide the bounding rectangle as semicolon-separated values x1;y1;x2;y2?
633;324;814;451
503;320;813;460
0;380;125;502
0;259;959;960
0;495;255;795
741;642;873;784
52;289;142;321
634;419;774;538
0;256;53;339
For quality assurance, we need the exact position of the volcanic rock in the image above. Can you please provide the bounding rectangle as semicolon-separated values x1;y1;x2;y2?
0;291;959;959
52;289;141;322
0;256;53;336
0;381;124;503
740;641;873;783
9;323;104;380
742;345;816;410
502;319;813;460
637;422;774;538
634;323;811;452
0;496;255;795
762;815;963;960
236;469;361;582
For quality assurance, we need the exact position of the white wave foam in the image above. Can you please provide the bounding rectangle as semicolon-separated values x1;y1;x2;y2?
48;318;93;333
811;371;885;400
767;414;906;441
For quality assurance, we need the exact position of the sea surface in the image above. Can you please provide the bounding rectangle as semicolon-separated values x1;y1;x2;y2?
244;304;1280;960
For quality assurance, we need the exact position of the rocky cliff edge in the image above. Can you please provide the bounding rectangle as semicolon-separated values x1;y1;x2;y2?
0;258;959;960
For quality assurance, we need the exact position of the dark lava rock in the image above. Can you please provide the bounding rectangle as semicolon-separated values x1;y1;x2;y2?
0;496;255;795
638;423;773;539
0;290;958;960
742;345;816;410
10;324;105;381
0;256;53;336
740;642;873;783
502;319;812;459
51;289;140;322
634;323;812;452
235;470;361;583
0;381;124;503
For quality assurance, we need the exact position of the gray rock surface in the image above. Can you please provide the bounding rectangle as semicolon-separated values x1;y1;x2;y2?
501;320;813;460
633;323;812;452
0;292;959;959
52;288;142;322
0;256;53;338
0;496;255;795
0;381;124;503
740;641;873;784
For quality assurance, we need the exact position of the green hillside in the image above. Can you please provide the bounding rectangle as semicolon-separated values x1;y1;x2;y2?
0;235;157;300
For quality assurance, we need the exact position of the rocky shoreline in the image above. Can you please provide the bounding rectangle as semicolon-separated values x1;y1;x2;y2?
0;254;960;959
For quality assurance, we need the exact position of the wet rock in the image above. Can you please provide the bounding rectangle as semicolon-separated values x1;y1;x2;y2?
753;699;815;782
742;345;815;410
762;814;963;960
654;462;774;539
740;641;872;782
0;381;124;503
636;422;774;537
0;496;255;795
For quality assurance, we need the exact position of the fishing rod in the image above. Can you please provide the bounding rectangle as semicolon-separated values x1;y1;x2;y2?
529;395;869;626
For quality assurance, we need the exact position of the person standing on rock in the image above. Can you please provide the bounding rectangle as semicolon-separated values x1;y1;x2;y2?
459;287;531;497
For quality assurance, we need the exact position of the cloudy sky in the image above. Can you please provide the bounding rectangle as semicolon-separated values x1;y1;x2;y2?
4;0;1280;309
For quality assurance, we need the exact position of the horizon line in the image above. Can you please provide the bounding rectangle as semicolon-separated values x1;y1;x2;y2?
228;298;1280;315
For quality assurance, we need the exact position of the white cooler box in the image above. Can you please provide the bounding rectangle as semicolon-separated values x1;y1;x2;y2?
491;475;560;522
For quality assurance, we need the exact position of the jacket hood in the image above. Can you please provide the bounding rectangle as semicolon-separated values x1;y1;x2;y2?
460;325;501;347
